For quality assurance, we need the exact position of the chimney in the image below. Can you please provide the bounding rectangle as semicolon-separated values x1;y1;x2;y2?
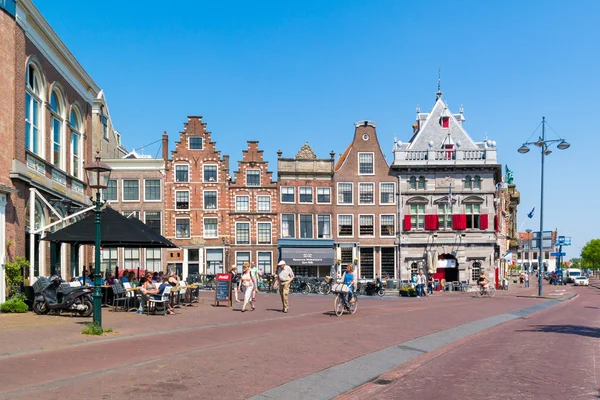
162;131;168;160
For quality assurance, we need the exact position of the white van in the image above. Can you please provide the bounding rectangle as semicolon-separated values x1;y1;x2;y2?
565;268;582;284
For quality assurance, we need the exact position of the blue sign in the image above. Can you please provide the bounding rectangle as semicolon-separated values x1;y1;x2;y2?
558;236;565;244
0;0;16;17
550;252;566;257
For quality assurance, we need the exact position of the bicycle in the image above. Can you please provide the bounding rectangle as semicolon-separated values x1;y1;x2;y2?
476;284;496;298
331;284;358;316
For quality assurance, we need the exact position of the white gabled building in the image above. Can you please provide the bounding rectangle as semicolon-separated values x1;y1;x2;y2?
391;88;502;285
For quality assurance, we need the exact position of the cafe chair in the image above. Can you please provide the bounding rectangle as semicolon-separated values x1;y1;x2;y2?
147;286;172;315
111;283;128;312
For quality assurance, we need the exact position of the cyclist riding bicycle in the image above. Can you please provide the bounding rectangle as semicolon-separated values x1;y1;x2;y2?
478;272;490;291
341;265;358;303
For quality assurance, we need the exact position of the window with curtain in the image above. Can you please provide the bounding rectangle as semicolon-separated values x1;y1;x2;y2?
257;222;271;244
281;187;295;203
204;191;217;209
359;183;374;204
175;191;189;210
299;214;313;238
358;153;374;174
338;215;353;236
236;222;250;244
338;183;353;204
281;214;295;238
299;187;313;203
236;252;250;268
410;204;425;229
175;165;189;182
257;195;271;211
380;215;395;236
203;165;217;182
176;219;190;238
317;187;330;203
203;218;218;238
359;215;374;236
236;196;249;212
317;215;331;238
380;183;394;204
25;63;42;155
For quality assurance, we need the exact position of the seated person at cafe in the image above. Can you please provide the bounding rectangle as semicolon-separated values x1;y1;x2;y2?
105;273;117;286
152;272;160;283
143;276;175;315
78;273;92;286
127;271;137;286
120;269;129;283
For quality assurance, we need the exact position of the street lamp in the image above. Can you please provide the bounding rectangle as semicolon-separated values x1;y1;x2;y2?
517;117;569;296
84;151;112;327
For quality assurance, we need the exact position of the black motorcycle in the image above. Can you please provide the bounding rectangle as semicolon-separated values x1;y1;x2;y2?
33;276;94;317
364;280;385;297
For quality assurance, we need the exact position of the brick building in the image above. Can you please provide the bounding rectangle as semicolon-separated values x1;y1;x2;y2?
333;121;398;279
101;151;165;275
164;117;231;278
228;141;278;273
0;0;126;301
277;143;336;277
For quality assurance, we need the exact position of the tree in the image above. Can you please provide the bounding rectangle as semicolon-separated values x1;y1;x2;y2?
571;258;581;269
581;240;600;271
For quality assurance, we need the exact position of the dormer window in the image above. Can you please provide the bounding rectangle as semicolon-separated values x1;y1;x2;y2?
441;116;450;128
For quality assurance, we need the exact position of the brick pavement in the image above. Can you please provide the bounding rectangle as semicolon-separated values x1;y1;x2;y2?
337;284;595;400
0;284;561;399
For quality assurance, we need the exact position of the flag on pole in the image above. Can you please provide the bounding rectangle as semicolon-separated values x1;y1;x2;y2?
527;207;535;219
503;250;514;265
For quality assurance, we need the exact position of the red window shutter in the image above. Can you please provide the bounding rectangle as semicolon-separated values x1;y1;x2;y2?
494;215;498;232
461;214;467;230
403;215;411;231
479;214;488;230
425;215;431;230
431;215;439;230
453;214;466;230
442;117;450;128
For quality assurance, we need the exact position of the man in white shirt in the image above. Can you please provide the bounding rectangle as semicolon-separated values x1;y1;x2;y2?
416;270;426;298
274;260;294;313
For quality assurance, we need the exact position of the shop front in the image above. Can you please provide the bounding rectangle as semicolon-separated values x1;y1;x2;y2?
278;239;334;277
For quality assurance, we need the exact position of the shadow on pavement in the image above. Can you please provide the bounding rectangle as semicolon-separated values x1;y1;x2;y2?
518;324;600;338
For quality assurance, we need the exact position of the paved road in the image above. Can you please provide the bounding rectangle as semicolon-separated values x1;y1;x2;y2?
0;285;569;400
339;286;598;400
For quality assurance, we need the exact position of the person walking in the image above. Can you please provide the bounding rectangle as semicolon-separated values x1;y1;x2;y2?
250;262;261;301
237;263;256;312
524;273;529;288
427;274;435;296
274;260;294;313
230;266;241;303
416;270;426;298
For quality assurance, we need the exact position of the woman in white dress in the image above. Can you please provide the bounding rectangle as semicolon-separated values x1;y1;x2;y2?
237;263;256;312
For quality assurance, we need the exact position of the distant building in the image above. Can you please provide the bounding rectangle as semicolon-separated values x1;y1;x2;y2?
391;89;502;283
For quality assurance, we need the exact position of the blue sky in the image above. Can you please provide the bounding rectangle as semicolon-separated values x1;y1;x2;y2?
35;0;598;260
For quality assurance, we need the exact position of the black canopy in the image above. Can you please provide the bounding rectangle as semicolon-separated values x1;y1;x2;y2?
42;207;178;248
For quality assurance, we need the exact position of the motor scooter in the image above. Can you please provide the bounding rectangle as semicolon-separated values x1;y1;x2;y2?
33;276;94;317
364;280;385;297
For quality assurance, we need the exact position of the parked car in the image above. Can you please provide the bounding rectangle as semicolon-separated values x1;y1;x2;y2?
574;276;589;286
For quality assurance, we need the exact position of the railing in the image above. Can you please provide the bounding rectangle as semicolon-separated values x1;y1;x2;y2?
434;150;456;160
403;151;428;161
462;150;485;160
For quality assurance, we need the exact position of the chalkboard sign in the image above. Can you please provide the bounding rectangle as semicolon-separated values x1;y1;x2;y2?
214;273;232;307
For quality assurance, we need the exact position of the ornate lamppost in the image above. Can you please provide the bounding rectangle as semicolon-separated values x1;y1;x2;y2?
84;151;112;327
518;117;569;296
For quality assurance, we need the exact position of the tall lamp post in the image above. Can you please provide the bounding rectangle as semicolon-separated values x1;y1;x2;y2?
518;117;569;296
84;151;112;327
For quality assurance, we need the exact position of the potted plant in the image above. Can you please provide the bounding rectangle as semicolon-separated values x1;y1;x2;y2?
399;285;417;297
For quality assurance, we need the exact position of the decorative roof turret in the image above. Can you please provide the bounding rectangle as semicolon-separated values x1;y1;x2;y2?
296;142;317;159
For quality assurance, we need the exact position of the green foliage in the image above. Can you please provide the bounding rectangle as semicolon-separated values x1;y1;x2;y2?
5;257;28;296
571;258;581;269
399;285;417;297
0;295;29;313
81;322;113;336
581;240;600;270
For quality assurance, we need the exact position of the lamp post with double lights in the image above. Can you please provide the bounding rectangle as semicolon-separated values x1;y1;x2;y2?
517;117;569;296
84;151;112;327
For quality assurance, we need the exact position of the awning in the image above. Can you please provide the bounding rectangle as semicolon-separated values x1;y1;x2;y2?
280;247;334;266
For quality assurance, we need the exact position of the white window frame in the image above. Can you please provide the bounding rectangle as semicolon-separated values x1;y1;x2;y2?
257;251;273;274
236;195;250;212
358;182;375;205
50;89;65;170
175;164;190;182
299;214;313;239
337;214;353;237
337;182;354;205
256;221;272;244
316;187;331;204
235;221;250;245
281;213;296;238
144;179;162;202
122;179;140;202
203;190;218;210
358;152;375;175
175;190;190;211
299;187;313;204
69;107;83;180
280;186;295;204
379;182;396;205
380;214;396;238
144;211;162;234
124;248;140;269
175;218;191;239
203;164;218;183
257;195;271;212
188;136;203;150
246;169;261;186
358;214;375;238
203;217;219;239
25;61;44;157
235;251;251;268
103;179;118;202
410;204;425;230
317;214;331;239
145;248;162;272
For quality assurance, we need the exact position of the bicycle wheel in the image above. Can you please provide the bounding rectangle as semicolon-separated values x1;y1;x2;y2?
476;288;483;297
317;282;326;295
302;283;310;295
348;297;358;314
488;287;496;297
334;295;344;316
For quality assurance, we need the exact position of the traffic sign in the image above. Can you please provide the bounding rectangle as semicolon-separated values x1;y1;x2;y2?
550;252;566;257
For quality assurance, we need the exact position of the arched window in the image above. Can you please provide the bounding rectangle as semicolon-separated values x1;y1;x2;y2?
408;176;417;189
50;89;64;169
417;176;426;190
464;175;472;189
410;262;419;277
471;261;482;281
473;175;481;189
70;107;82;179
25;62;43;155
